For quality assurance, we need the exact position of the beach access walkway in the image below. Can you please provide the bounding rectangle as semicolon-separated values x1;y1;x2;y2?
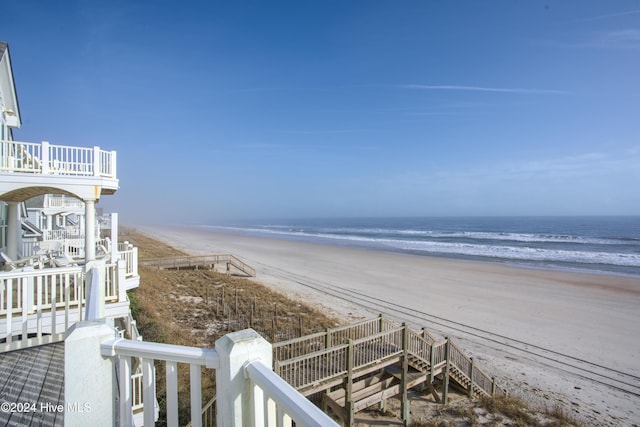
272;315;507;426
139;254;256;277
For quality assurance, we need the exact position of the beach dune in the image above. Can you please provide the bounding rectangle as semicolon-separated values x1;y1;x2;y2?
138;224;640;426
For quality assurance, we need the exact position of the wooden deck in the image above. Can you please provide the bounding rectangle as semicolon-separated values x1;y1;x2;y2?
273;315;507;425
0;342;65;426
139;254;256;277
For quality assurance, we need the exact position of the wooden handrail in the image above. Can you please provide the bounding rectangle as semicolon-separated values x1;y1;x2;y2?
139;254;256;277
273;316;507;400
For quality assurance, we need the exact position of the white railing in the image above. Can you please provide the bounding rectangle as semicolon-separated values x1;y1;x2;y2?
100;329;339;427
64;238;85;258
245;360;338;427
131;372;144;413
0;266;84;351
119;243;139;279
102;338;219;427
20;237;111;259
0;140;41;172
44;229;83;240
20;240;42;258
0;140;116;178
44;194;85;209
0;262;124;352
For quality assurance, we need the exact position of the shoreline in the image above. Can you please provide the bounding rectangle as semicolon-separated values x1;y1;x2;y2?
196;223;640;280
134;223;640;426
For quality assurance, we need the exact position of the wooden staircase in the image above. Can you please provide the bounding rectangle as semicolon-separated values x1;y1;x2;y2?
139;254;256;277
273;315;507;425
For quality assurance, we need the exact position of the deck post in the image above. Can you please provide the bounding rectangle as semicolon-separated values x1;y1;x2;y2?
234;287;238;314
468;357;474;397
85;264;105;320
345;339;355;426
443;337;451;405
93;146;101;176
111;150;117;178
110;212;119;263
421;327;429;373
429;341;436;384
65;319;117;426
379;313;385;332
41;141;50;174
491;377;496;396
84;199;96;263
117;259;127;303
401;323;410;426
7;201;19;259
325;327;332;348
215;328;272;427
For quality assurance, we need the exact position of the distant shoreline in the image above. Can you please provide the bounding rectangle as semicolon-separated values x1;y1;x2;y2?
195;221;640;280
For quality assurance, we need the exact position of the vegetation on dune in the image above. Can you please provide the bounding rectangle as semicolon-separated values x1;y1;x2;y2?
406;394;584;427
121;227;338;425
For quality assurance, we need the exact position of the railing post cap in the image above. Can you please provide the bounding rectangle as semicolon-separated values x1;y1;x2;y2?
66;318;113;340
215;328;272;361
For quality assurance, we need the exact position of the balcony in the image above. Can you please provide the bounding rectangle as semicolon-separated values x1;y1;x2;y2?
0;140;118;201
0;140;116;178
0;260;133;353
42;194;85;213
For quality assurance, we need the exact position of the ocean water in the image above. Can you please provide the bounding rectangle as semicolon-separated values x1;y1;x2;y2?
206;216;640;278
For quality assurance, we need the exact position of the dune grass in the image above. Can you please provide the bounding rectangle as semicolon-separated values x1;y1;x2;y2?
122;227;338;425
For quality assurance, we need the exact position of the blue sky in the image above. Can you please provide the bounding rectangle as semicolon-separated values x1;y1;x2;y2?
4;1;640;222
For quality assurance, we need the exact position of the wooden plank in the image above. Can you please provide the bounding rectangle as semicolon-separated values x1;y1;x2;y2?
352;354;402;379
323;395;346;422
354;383;401;413
0;342;64;426
298;375;345;396
351;376;397;406
427;381;442;403
328;371;388;401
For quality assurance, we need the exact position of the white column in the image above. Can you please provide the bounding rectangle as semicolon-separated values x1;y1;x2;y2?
84;264;105;319
41;141;50;174
6;201;19;259
110;212;119;263
215;329;272;427
85;199;96;262
65;319;117;427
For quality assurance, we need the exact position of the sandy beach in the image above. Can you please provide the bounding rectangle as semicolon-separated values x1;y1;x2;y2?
136;224;640;426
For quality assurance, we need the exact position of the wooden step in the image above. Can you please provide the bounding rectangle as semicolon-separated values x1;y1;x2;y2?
327;371;390;402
